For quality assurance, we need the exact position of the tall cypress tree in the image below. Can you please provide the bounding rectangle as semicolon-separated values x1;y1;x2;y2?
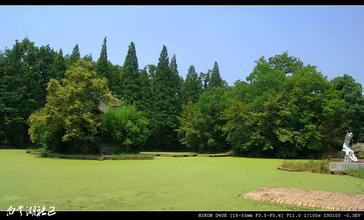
170;54;183;114
209;61;224;88
69;44;80;65
97;37;108;76
183;65;203;103
199;70;210;91
150;46;181;149
122;42;141;107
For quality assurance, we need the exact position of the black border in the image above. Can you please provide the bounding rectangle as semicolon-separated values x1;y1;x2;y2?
1;211;364;219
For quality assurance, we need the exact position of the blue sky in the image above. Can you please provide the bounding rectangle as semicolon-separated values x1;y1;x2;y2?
1;6;364;86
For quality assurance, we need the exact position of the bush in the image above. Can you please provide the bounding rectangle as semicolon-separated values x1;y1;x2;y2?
101;105;150;152
280;160;330;174
27;108;66;153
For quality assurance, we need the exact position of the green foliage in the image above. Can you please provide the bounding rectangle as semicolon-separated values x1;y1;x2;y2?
268;51;304;74
149;46;183;149
47;59;117;142
101;105;150;152
177;88;228;153
121;42;142;106
329;75;364;142
209;61;225;88
182;65;203;103
0;38;66;147
199;70;210;91
1;37;363;159
27;59;118;153
224;54;329;158
223;99;272;156
68;44;80;66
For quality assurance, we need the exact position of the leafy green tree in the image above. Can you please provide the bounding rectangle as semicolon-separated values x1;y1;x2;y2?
176;101;199;151
0;38;66;147
223;99;271;156
224;53;329;158
30;59;118;153
246;56;286;110
268;51;304;74
101;105;150;152
329;75;364;143
177;87;229;153
183;65;203;103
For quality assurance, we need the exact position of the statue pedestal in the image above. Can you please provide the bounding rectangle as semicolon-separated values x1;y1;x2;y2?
329;162;364;172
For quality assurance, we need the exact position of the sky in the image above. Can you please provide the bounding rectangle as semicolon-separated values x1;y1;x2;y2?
1;6;364;86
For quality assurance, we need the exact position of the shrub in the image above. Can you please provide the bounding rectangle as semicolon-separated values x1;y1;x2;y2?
280;160;330;174
101;105;150;152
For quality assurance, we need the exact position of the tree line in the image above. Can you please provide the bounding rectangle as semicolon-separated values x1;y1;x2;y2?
0;38;363;158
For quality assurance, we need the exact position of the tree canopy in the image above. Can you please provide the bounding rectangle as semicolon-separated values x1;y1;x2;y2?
0;37;362;158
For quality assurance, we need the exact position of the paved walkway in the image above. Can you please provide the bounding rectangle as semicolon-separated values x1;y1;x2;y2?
242;187;364;211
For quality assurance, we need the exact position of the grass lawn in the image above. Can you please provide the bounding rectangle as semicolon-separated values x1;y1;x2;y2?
1;149;363;211
140;151;197;155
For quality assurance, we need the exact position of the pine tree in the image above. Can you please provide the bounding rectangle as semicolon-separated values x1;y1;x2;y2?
97;37;109;77
55;49;66;79
150;46;181;149
122;42;142;107
199;70;210;90
209;61;224;88
69;44;80;65
170;54;184;114
183;65;203;103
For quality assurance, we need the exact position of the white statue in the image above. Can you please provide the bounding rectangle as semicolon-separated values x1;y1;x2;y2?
342;132;358;163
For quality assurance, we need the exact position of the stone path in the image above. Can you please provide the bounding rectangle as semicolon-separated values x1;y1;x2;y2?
242;187;364;211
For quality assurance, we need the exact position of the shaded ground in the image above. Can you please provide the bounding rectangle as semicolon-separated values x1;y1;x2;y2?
243;187;364;211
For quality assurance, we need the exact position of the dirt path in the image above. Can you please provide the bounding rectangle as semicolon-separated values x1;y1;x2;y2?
242;187;364;211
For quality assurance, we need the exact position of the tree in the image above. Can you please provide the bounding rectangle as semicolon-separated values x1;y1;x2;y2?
328;75;364;143
68;44;80;66
54;49;66;79
209;62;224;88
245;56;286;110
101;105;150;152
223;99;271;156
96;37;111;80
199;70;210;91
183;65;203;103
268;51;304;75
121;42;142;107
177;87;229;153
29;59;118;153
149;46;182;149
83;53;93;62
0;38;66;147
224;53;329;158
169;54;184;112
